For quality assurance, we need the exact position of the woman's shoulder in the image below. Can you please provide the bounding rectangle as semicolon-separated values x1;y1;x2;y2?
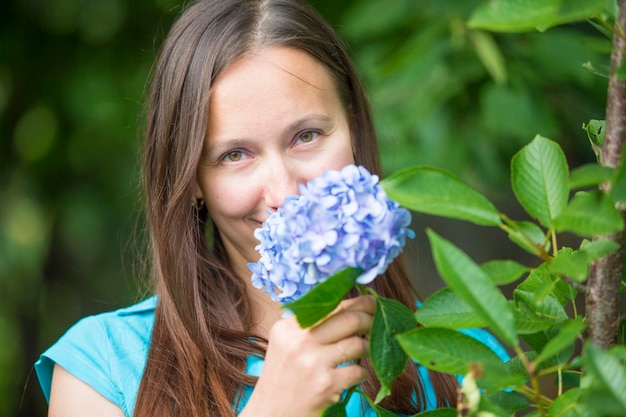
35;296;157;416
91;295;157;334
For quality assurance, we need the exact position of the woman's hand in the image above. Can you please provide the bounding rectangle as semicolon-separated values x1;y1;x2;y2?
241;295;376;417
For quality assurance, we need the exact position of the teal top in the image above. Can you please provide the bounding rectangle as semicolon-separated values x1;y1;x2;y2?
35;296;509;417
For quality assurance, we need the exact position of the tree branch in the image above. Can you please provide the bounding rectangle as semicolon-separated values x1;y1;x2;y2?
586;0;626;349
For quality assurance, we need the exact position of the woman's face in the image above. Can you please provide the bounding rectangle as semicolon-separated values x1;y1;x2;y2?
195;46;355;276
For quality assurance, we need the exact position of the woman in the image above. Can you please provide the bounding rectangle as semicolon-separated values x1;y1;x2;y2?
35;1;507;416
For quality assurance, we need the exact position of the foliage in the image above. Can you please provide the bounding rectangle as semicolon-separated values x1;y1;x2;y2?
339;0;610;188
289;1;626;416
391;136;624;416
1;2;181;416
296;134;624;417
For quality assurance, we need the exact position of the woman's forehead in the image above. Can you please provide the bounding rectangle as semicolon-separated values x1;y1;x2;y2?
206;46;346;138
214;46;337;95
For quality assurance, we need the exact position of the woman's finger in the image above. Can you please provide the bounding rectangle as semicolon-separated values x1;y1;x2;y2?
312;310;372;344
316;362;369;408
331;361;369;391
332;295;376;315
325;335;369;366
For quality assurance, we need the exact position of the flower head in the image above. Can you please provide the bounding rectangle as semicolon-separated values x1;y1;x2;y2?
248;164;415;304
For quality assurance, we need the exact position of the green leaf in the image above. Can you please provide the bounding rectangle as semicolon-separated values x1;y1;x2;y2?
427;230;517;346
613;176;626;204
370;297;416;403
510;301;554;335
284;267;362;328
514;290;568;321
553;190;624;237
372;404;397;417
506;220;548;256
583;343;626;414
548;388;597;417
397;328;517;390
582;392;626;416
517;264;575;306
476;394;515;417
549;388;587;417
582;119;605;148
549;247;590;283
359;394;401;417
485;391;529;415
415;288;488;329
342;0;413;40
582;61;611;78
550;241;621;283
534;317;585;366
481;260;530;285
468;0;610;32
510;351;562;378
588;13;615;38
511;135;569;228
533;275;559;305
322;402;347;417
507;354;532;380
609;345;626;361
549;240;620;283
582;118;605;165
569;164;613;190
514;291;570;358
382;166;502;226
580;239;620;262
469;30;507;84
411;408;457;417
562;371;581;389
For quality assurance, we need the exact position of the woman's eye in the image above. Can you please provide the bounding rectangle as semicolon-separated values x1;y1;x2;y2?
297;130;319;144
222;150;245;162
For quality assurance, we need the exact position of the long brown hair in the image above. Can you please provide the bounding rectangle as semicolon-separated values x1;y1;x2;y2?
134;1;458;416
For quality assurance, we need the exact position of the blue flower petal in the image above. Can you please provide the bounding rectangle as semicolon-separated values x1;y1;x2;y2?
248;164;414;304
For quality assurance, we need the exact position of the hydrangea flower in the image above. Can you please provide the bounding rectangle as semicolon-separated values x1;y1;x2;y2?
248;164;415;304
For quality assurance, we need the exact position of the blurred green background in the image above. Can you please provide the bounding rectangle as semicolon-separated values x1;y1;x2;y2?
1;0;610;416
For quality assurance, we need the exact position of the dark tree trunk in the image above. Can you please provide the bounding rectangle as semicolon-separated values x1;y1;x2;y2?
586;0;626;349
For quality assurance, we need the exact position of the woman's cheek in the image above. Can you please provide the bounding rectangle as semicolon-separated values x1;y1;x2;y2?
304;148;355;180
213;178;258;214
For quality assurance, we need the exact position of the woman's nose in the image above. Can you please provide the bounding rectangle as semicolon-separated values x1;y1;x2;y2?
263;160;301;211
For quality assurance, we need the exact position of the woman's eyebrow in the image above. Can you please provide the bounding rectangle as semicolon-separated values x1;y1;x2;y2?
283;114;334;134
202;138;253;161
